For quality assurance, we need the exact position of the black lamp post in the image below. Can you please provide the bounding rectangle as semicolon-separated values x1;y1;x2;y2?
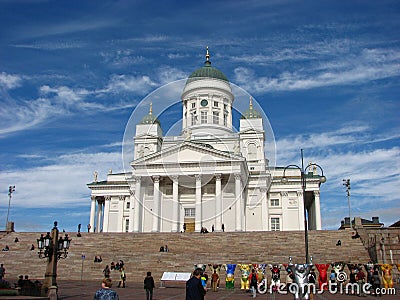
282;149;326;264
37;221;71;298
6;185;15;230
343;179;351;229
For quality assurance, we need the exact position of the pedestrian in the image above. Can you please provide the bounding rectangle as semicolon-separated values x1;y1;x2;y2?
356;268;366;297
211;270;219;292
0;264;5;280
87;223;91;232
94;278;119;300
103;265;111;278
186;268;206;300
221;224;225;232
118;267;126;288
211;225;214;232
249;268;258;298
183;223;186;232
308;268;316;300
144;271;155;300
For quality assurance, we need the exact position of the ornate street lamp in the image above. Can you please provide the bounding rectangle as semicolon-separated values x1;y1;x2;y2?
343;179;351;229
282;149;326;264
6;185;15;230
36;221;71;299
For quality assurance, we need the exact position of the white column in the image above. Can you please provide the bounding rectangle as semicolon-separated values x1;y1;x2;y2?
133;176;142;232
314;191;322;230
152;176;160;232
261;188;268;231
117;196;125;232
96;200;103;232
195;174;202;232
235;174;243;231
215;174;222;232
129;189;135;232
297;191;305;230
103;196;111;232
172;176;179;232
89;196;96;233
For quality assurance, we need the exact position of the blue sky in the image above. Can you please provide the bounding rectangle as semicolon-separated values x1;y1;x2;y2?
0;0;399;232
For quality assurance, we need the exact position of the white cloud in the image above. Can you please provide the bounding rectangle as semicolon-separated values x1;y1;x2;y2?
0;151;122;209
105;74;158;94
0;72;22;89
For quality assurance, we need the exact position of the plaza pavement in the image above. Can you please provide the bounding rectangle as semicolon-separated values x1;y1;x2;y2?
53;280;398;300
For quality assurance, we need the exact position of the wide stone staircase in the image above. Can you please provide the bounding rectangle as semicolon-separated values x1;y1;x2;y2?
0;230;370;285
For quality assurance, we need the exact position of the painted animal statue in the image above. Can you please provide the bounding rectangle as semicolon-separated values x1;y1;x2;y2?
223;264;236;289
397;264;400;272
238;264;252;290
194;263;207;272
379;264;394;289
315;264;330;290
208;264;222;287
364;261;376;284
331;262;345;283
253;264;268;294
269;264;282;292
288;257;313;300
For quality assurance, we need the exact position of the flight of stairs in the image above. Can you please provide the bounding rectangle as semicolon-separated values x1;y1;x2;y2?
0;230;370;285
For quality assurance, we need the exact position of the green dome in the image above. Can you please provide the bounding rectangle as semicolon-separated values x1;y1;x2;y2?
186;47;229;84
140;103;160;125
241;97;262;119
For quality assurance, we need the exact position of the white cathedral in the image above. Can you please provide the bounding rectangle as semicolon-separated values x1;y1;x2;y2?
87;49;324;233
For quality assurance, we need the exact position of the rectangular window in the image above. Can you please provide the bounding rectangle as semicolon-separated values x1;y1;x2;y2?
213;101;218;107
126;202;130;209
213;111;219;124
223;114;227;126
125;219;129;232
191;113;196;125
271;217;280;231
270;199;279;207
191;102;196;108
185;208;196;217
224;104;228;110
201;111;207;124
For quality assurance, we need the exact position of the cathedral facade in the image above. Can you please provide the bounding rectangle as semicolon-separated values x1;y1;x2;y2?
87;50;324;233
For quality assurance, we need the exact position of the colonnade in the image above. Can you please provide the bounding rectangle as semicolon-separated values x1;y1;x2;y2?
89;173;245;233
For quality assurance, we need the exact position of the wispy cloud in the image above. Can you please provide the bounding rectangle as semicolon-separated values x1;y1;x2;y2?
0;72;22;89
234;48;400;92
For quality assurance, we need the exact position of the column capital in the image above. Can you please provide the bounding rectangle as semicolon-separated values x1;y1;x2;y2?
153;176;160;183
172;175;179;182
297;190;303;197
215;174;222;181
119;195;126;201
234;173;241;181
281;191;288;197
129;189;135;196
91;196;96;201
314;190;320;196
195;174;201;182
260;187;267;193
135;176;142;183
105;195;111;201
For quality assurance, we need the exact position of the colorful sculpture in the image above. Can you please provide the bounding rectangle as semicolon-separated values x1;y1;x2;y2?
315;264;330;290
269;264;282;292
238;264;252;290
194;263;207;272
331;262;345;282
396;264;400;272
208;264;222;288
253;264;268;294
379;264;393;289
223;264;236;289
289;256;313;300
364;261;375;284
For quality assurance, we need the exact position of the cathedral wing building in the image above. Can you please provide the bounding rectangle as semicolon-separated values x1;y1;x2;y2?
87;49;324;233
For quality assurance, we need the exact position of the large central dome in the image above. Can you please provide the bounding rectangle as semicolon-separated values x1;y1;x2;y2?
186;47;229;83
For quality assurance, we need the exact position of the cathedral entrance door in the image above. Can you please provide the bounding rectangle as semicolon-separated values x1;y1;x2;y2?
184;218;195;232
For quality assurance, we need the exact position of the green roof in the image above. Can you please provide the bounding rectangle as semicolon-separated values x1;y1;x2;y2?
186;47;229;84
140;103;160;125
241;97;262;119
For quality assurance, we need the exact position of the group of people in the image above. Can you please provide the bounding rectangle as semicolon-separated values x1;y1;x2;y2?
100;260;126;289
159;245;168;252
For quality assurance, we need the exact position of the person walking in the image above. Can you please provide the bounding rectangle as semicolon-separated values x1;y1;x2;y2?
0;264;5;280
144;271;155;300
249;268;258;298
118;267;126;288
103;265;111;278
94;278;119;300
211;270;219;292
186;268;206;300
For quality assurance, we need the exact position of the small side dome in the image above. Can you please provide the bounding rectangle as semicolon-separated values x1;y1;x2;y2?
140;103;160;125
241;97;262;119
186;47;229;83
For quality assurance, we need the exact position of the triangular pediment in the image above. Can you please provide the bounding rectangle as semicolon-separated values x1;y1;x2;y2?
132;141;244;166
